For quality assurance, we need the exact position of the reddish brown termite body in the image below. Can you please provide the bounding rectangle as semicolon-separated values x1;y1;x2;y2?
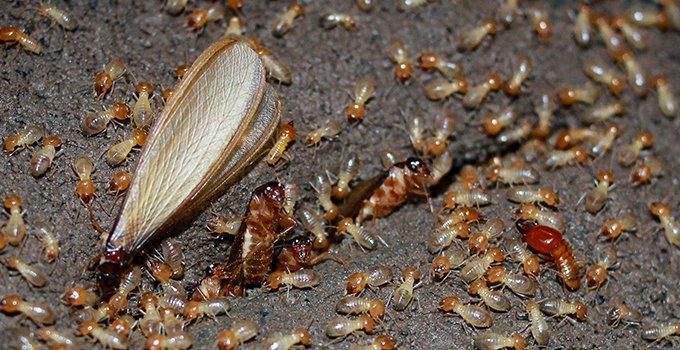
558;82;600;106
2;256;47;287
78;321;128;349
586;245;617;289
346;76;376;122
267;123;296;165
652;76;677;118
183;298;230;321
460;246;504;283
187;3;226;30
216;320;258;350
585;170;614;214
507;186;559;207
320;13;358;30
506;237;540;277
425;77;469;101
2;194;26;246
539;298;587;321
504;55;532;96
109;171;132;194
517;203;565;232
468;278;511;312
29;135;61;178
39;4;78;30
650;202;680;247
0;26;42;54
263;327;312;350
517;222;580;290
272;3;304;37
4;124;44;153
82;102;130;136
267;269;320;290
440;295;493;328
305;119;341;146
601;213;637;241
391;266;421;311
333;154;360;199
346;266;393;295
459;20;498;51
463;73;502;109
591;123;621;156
106;129;148;166
326;315;376;338
1;294;55;325
93;58;125;97
108;266;141;312
388;38;413;83
482;107;517;136
573;5;593;48
486;265;537;296
418;51;461;78
608;301;642;327
336;295;386;320
527;7;552;41
474;331;525;350
62;286;97;308
533;93;557;138
36;222;59;262
468;219;505;254
545;146;589;169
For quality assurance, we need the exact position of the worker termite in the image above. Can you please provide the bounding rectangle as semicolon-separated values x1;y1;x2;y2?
159;308;184;336
601;213;637;241
611;16;646;50
267;269;320;290
73;302;115;323
418;51;461;79
187;3;226;30
93;58;125;97
326;315;376;338
29;135;61;178
108;266;141;312
338;218;378;250
594;16;626;57
582;102;625;125
517;203;565;232
506;186;559;207
38;4;78;30
608;301;642;327
573;5;593;48
351;335;397;350
183;298;230;321
346;266;393;295
208;215;242;236
443;186;491;209
583;59;625;96
616;131;653;166
216;320;258;350
459;20;498;51
223;17;245;39
440;296;493;328
641;322;680;341
333;154;360;199
431;244;468;280
614;50;647;96
590;123;621;157
486;165;540;186
312;174;338;221
106;128;148;166
139;292;162;336
62;285;97;308
527;7;552;41
391;266;421;311
518;222;580;290
425;113;455;156
388;38;413;83
584;169;614;215
503;55;532;97
650;202;680;247
506;237;541;277
346;76;376;122
424;77;469;101
533;94;557;138
145;331;192;350
468;219;505;254
586;245;617;289
627;8;669;29
305;119;341;146
109;171;132;194
463;73;502;109
460;247;504;283
272;3;304;37
110;314;134;337
398;0;433;11
284;183;297;219
429;221;470;254
497;122;532;145
263;328;312;350
482;106;518;136
2;194;25;246
553;127;599;150
78;321;128;349
298;205;329;250
539;297;587;321
474;331;525;350
468;279;511;312
133;82;154;129
486;266;538;296
525;300;550;346
519;139;548;163
630;157;662;186
320;13;358;30
36;327;76;348
35;222;59;262
4;124;44;153
2;256;47;287
336;296;386;320
558;83;600;106
246;38;292;84
545;146;589;169
0;26;42;54
652;76;677;118
0;294;55;325
165;0;188;15
498;0;520;27
430;150;453;185
267;123;296;166
82;101;130;136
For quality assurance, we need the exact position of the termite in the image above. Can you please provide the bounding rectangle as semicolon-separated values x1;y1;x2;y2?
106;128;148;166
468;279;510;312
641;322;680;341
388;38;413;83
110;315;134;337
497;122;532;145
463;73;502;109
312;174;338;221
109;171;132;194
216;320;258;350
482;106;517;136
443;188;491;209
554;127;599;150
38;4;78;30
346;266;393;295
356;0;376;12
418;51;461;79
586;245;617;289
460;247;504;283
2;194;26;246
440;296;493;328
266;123;296;165
78;321;128;349
649;202;680;247
526;300;549;346
93;58;125;97
617;131;653;166
333;154;360;199
36;327;76;348
630;157;662;186
226;0;243;12
469;219;505;254
594;16;626;57
0;294;55;325
601;213;637;241
590;124;620;157
503;55;532;96
174;63;189;79
459;20;498;51
36;222;59;262
267;269;320;290
145;331;192;350
2;256;47;287
608;302;642;327
223;17;245;39
425;113;455;156
486;165;540;186
305;119;341;145
0;26;42;54
429;222;470;254
527;7;552;41
627;8;669;29
519;139;548;163
82;101;130;136
262;328;312;350
29;135;61;178
533;94;557;138
272;3;304;37
584;169;614;215
431;244;467;281
583;59;626;96
573;5;593;48
539;298;587;321
73;302;115;323
346;76;376;122
459;165;483;190
159;307;184;335
498;0;520;26
338;218;377;250
326;315;376;338
108;266;141;312
336;296;386;320
320;13;358;30
62;286;97;308
558;83;600;106
165;0;188;15
139;292;162;336
506;237;541;277
517;203;565;232
398;0;432;11
187;3;226;30
14;328;42;349
545;146;589;169
506;186;559;207
133;82;154;129
391;266;421;311
430;150;453;185
246;38;292;84
517;222;580;290
486;265;537;296
473;331;525;350
351;335;397;350
424;77;469;100
4;124;44;153
611;16;646;50
208;215;242;236
583;102;624;125
298;205;329;250
652;76;677;118
183;298;230;321
613;50;647;96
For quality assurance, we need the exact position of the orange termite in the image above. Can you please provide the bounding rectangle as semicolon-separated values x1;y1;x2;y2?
1;294;55;325
630;157;662;186
459;20;498;51
388;38;413;83
2;194;26;246
78;321;128;349
332;153;360;199
305;119;341;146
468;219;505;254
649;202;680;247
4;124;44;153
506;237;541;277
424;77;469;101
187;3;226;30
82;102;130;136
29;135;61;178
539;298;588;321
463;73;502;109
652;76;677;118
272;3;304;37
545;146;589;169
346;76;376;122
62;286;97;308
336;295;386;320
486;265;538;296
106;129;148;166
266;123;296;165
352;335;397;350
468;278;510;312
533;93;557;138
216;320;258;350
73;155;96;205
517;203;565;232
601;213;637;241
346;266;393;295
426;113;456;156
391;266;421;311
325;315;376;338
506;186;559;207
440;295;493;328
474;332;525;350
460;246;504;283
0;26;42;54
586;245;617;289
417;51;461;78
558;83;600;106
553;127;599;150
262;328;312;350
482;106;517;136
431;244;467;280
503;55;532;97
93;58;125;97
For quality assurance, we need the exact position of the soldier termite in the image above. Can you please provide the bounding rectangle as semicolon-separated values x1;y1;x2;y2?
4;124;44;153
78;321;128;349
573;5;593;48
498;0;520;27
591;123;621;157
545;146;589;169
527;7;552;41
305;119;341;146
267;269;320;290
517;203;565;232
333;154;360;199
312;174;339;221
611;16;646;50
266;123;296;166
468;279;511;312
82;102;130;136
616;131;653;166
183;298;231;321
463;73;502;109
426;113;455;156
320;13;358;30
583;59;625;96
586;245;617;289
594;16;626;57
1;294;55;325
608;302;642;327
506;237;541;277
558;83;600;106
133;82;154;129
533;94;557;138
440;295;493;328
2;194;25;246
108;266;141;312
326;315;376;338
187;3;226;30
272;3;304;37
216;320;258;350
106;129;148;166
62;286;97;308
338;218;378;250
614;50;647;96
474;331;525;350
460;247;504;283
641;322;680;341
2;256;47;287
504;55;532;97
418;51;461;79
0;26;42;54
424;77;469;101
336;296;386;320
649;202;680;247
652;76;677;118
346;76;376;122
146;331;192;350
469;219;505;254
346;266;393;295
486;266;537;297
38;4;77;30
94;58;125;97
539;298;587;321
388;38;413;83
518;222;580;290
459;20;498;51
482;106;518;136
262;328;312;350
165;0;188;15
584;169;614;215
506;186;559;207
391;266;421;311
36;327;76;348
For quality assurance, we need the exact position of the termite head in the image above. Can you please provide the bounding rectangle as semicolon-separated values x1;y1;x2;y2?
175;64;190;79
111;102;130;121
78;321;98;336
94;71;113;96
649;202;670;219
402;266;421;281
439;296;461;312
596;170;614;184
540;189;559;206
346;272;367;294
468;278;487;294
3;194;21;211
136;82;154;96
131;129;148;146
267;271;284;290
0;26;19;41
294;328;312;346
572;146;589;164
76;180;96;204
636;131;654;148
485;73;502;90
43;135;62;148
485;266;506;283
482;19;498;34
516;204;537;220
368;300;386;319
346;103;365;122
554;130;573;150
417;51;439;70
574;301;588;320
630;163;652;185
558;87;576;106
487;246;504;262
183;301;202;320
431;256;451;280
150;261;172;283
405;157;431;178
280;123;297;141
109;171;132;193
375;335;397;349
359;314;376;333
510;333;525;350
257;181;287;205
652;75;668;88
162;88;174;102
605;123;621;137
139;291;158;309
0;294;23;313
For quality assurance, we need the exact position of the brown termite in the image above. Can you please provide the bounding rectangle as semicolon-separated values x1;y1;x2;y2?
498;0;520;27
608;302;642;327
459;165;484;190
208;215;242;236
159;239;184;279
527;7;552;41
586;245;617;289
630;157;662;186
661;0;680;30
539;297;587;321
78;321;127;349
460;247;504;283
216;320;258;350
545;146;589;169
518;222;580;290
611;16;646;50
145;331;192;350
617;131;653;166
418;51;461;79
267;269;320;290
109;171;132;194
425;113;455;156
93;58;125;97
627;8;669;29
652;76;677;118
262;328;312;350
106;128;148;166
0;26;42;54
187;3;226;30
1;294;55;325
533;94;557;138
139;292;162;336
183;298;230;321
326;315;376;338
641;322;680;341
305;119;341;146
246;38;292;84
440;296;493;328
346;76;376;122
333;154;360;199
223;17;245;39
82;101;130;136
351;335;397;350
459;20;498;51
650;202;680;247
73;302;115;323
133;82;154;129
312;174;339;221
391;266;421;311
38;4;78;30
336;295;386;320
591;123;621;156
429;222;470;254
338;217;378;250
594;16;626;57
474;331;525;350
388;38;413;83
36;327;76;348
272;3;304;37
435;206;479;233
525;300;550;346
2;194;25;246
346;266;393;295
463;73;502;109
506;186;559;207
613;50;647;96
3;256;47;287
165;0;188;15
486;266;537;296
506;237;540;277
320;13;358;30
482;106;518;136
443;188;492;209
29;135;61;178
601;213;637;241
517;204;565;232
504;55;532;97
469;279;511;312
431;244;467;280
558;82;600;106
4;124;44;153
582;102;625;124
424;77;469;101
573;5;593;48
110;314;134;337
583;59;626;96
266;123;296;166
469;219;505;254
62;285;97;308
554;127;599;150
486;165;540;186
108;266;141;312
584;169;614;215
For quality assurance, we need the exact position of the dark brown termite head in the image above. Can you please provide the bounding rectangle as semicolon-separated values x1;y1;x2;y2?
405;157;431;177
257;181;287;206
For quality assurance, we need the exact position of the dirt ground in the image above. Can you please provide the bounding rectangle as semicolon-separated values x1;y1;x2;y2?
1;0;680;349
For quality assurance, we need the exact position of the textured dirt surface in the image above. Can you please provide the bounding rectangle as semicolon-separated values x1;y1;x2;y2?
1;0;680;349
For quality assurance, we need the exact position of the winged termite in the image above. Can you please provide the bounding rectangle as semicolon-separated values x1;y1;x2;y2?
100;39;281;267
